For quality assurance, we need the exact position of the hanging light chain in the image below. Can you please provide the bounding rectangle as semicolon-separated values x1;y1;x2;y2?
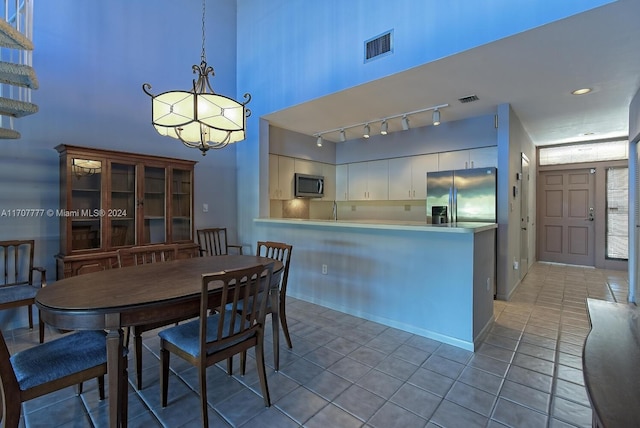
201;0;207;63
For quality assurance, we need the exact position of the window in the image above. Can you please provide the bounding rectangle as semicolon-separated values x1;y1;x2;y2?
539;140;628;165
606;167;628;260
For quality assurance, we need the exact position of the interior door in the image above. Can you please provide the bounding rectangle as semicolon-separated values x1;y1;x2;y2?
520;154;530;278
538;168;596;266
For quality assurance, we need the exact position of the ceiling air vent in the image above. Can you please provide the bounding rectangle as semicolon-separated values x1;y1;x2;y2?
458;94;479;103
365;30;393;62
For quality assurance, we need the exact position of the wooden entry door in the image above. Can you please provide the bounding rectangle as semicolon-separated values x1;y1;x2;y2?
538;168;595;266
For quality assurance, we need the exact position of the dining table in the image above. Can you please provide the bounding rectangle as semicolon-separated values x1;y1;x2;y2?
36;254;283;428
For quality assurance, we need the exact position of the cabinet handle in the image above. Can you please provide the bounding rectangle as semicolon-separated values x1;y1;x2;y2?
409;190;411;198
465;161;468;169
471;161;474;168
413;190;415;198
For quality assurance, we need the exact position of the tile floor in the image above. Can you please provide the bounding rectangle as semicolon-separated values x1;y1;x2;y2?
5;262;629;427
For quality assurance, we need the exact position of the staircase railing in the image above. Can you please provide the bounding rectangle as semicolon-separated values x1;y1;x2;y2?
0;0;33;132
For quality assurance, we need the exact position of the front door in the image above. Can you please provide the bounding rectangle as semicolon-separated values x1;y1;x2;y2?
538;168;596;266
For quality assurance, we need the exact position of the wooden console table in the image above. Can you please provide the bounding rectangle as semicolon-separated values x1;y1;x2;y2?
583;298;640;428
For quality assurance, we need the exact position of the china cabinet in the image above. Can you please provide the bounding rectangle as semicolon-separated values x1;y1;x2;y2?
55;145;197;278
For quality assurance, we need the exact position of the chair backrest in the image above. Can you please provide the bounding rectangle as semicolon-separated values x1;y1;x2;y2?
118;244;179;267
71;251;121;276
197;228;231;256
256;241;292;299
200;263;274;358
0;328;21;421
0;240;35;287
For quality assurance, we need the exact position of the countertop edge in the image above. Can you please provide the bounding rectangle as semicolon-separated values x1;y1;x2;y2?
254;218;497;233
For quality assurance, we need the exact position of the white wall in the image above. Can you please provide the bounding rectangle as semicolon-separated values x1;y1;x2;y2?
628;87;640;302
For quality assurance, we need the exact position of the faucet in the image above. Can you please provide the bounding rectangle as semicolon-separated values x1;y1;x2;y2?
332;201;337;221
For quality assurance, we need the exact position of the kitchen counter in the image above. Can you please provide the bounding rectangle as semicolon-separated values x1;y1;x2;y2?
255;218;497;233
254;217;496;351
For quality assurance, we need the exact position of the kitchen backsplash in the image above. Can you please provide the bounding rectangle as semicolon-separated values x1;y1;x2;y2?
270;199;427;222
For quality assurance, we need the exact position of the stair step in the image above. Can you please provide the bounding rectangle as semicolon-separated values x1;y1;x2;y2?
0;97;37;117
0;20;33;50
0;61;38;88
0;127;20;139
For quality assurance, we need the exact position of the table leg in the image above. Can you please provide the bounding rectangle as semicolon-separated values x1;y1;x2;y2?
270;288;280;371
105;325;125;427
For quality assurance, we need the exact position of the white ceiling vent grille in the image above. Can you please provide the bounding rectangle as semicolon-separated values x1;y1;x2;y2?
365;30;393;62
458;94;479;103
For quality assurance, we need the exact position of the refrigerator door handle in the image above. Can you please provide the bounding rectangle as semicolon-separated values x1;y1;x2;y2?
452;187;458;223
448;187;453;223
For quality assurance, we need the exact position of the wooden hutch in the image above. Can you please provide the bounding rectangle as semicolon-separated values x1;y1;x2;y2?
55;145;198;278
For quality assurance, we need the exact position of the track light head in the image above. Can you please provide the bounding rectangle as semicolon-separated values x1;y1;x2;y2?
363;123;370;139
380;120;388;135
340;129;346;142
401;115;410;131
316;135;323;147
432;109;441;126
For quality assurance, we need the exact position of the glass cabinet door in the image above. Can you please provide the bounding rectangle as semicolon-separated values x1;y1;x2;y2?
70;158;102;251
171;168;192;241
110;162;136;247
143;166;166;244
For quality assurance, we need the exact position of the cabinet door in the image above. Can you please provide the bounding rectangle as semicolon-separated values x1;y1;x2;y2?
70;157;103;251
367;159;389;200
142;166;166;244
171;168;192;241
438;150;470;171
295;159;322;176
322;163;336;201
278;156;295;199
348;162;369;200
411;154;438;199
110;162;136;247
336;164;348;201
388;157;412;200
469;146;497;168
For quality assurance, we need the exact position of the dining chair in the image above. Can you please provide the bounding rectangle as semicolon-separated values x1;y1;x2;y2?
159;263;274;427
196;228;243;256
0;240;47;344
254;241;293;371
0;328;128;427
117;243;190;390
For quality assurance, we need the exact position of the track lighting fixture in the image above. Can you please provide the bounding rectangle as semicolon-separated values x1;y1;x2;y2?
313;103;448;142
316;135;323;147
380;120;388;135
401;115;410;131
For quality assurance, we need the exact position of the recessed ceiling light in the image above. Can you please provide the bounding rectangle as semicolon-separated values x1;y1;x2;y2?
571;88;592;95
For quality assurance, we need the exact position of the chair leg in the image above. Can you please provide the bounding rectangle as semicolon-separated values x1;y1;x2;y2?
271;314;280;371
134;330;143;390
38;316;45;344
280;302;293;349
76;382;84;395
255;335;271;407
199;366;209;428
121;358;128;428
98;375;105;400
226;357;233;375
240;351;247;375
27;304;34;330
160;347;170;407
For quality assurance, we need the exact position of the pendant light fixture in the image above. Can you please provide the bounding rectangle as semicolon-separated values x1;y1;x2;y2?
142;0;251;155
380;120;388;135
363;123;371;138
401;115;410;131
316;135;323;147
432;109;441;126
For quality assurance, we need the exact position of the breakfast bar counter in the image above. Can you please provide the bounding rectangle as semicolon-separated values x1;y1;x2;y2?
254;218;496;350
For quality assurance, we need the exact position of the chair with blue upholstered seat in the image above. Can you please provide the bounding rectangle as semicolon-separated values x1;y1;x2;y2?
0;329;128;427
0;240;47;344
159;263;274;428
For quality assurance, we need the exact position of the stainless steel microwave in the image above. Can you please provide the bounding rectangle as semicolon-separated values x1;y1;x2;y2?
294;173;324;198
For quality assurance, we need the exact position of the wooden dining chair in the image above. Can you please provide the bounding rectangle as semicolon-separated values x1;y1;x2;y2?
0;240;47;344
255;241;293;371
0;328;128;427
159;263;274;427
117;244;197;390
196;228;243;256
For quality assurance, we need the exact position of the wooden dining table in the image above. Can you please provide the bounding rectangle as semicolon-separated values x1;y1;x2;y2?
36;254;283;428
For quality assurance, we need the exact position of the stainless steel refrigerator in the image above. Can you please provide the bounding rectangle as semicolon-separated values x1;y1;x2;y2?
426;167;497;223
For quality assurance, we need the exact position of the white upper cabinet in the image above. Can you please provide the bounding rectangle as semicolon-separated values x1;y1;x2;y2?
269;154;294;200
321;163;336;201
389;154;438;200
294;158;323;176
438;146;497;171
336;164;348;201
348;159;388;201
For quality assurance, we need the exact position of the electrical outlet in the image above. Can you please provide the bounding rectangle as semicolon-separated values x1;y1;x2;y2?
513;259;519;270
322;264;328;275
202;203;209;213
486;277;491;291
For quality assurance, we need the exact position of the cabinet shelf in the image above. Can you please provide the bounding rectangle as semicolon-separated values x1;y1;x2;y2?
56;144;196;279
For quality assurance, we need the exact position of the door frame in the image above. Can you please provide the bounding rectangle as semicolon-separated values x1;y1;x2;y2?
537;159;628;270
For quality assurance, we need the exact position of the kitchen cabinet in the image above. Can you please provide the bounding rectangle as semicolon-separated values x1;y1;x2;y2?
348;159;388;200
388;154;438;200
336;164;348;201
321;163;336;201
269;154;294;200
294;158;323;176
55;145;197;279
438;146;497;170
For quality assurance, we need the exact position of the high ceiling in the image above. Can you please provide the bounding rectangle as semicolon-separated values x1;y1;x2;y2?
264;0;640;146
